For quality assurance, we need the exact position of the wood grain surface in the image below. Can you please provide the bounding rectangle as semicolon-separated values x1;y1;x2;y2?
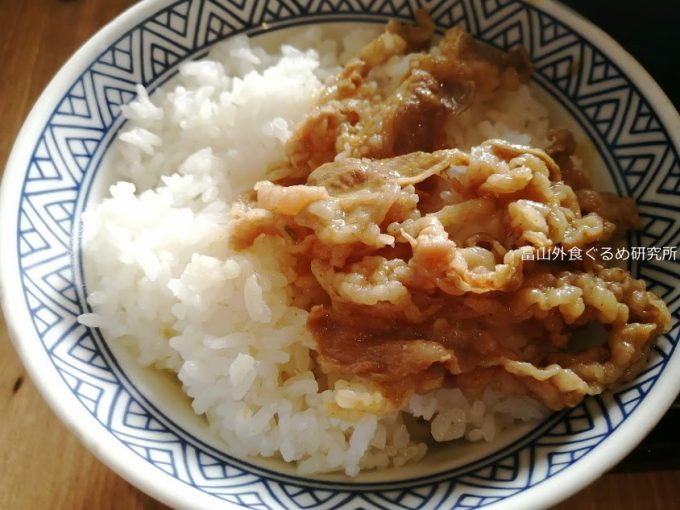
1;1;678;509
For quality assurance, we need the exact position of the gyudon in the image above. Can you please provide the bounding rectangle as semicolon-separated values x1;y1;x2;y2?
233;15;669;413
82;14;670;475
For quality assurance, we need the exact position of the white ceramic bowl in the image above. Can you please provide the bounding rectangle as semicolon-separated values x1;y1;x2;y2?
2;1;679;508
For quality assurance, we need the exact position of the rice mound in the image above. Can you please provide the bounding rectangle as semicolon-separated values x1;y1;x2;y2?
79;29;547;476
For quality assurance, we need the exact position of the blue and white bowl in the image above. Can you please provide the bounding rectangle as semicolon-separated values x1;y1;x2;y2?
2;0;679;508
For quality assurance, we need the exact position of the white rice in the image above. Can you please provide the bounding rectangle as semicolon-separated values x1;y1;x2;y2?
79;29;549;476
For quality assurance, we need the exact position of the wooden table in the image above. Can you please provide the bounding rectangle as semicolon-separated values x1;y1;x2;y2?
1;1;678;508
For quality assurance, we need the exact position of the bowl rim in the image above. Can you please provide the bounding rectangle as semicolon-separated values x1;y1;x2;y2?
1;0;679;509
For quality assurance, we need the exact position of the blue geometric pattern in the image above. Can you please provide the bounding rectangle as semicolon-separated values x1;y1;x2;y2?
10;0;680;508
